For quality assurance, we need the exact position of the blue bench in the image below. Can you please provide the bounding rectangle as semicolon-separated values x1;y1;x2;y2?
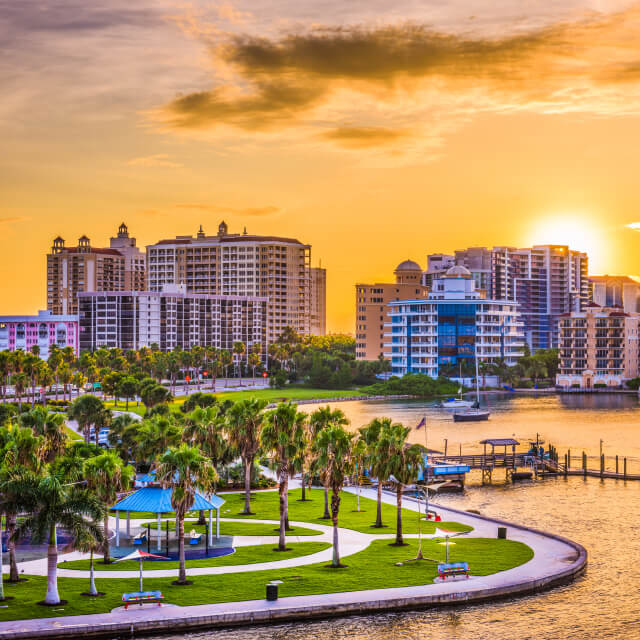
122;590;163;609
133;532;146;546
189;533;203;545
437;562;469;580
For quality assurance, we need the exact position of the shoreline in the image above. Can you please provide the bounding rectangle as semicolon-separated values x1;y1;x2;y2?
0;496;586;639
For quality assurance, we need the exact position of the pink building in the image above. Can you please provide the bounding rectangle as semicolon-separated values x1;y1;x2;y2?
0;310;78;358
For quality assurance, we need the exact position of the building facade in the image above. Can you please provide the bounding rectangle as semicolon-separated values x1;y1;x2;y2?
387;265;524;377
77;288;268;361
491;245;589;352
0;310;79;358
589;275;640;313
355;260;429;361
309;266;326;336
46;224;145;315
146;222;311;343
556;305;639;389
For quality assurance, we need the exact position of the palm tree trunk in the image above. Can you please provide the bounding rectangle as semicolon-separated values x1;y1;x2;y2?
374;481;383;527
284;471;291;531
322;483;330;519
395;484;404;545
178;516;186;583
103;514;110;564
8;514;19;582
88;551;98;596
0;518;4;601
45;524;61;605
331;491;341;567
278;468;287;551
301;473;306;501
243;458;253;515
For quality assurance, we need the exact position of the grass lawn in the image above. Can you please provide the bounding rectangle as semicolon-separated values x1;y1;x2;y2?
64;426;82;441
60;542;330;572
217;489;473;536
0;537;532;621
142;520;322;537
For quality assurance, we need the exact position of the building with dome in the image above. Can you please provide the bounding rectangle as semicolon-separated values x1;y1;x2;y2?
46;224;145;315
386;264;524;377
355;260;429;360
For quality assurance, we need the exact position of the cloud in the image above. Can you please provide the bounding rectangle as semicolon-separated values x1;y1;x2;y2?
127;154;182;168
174;203;281;216
320;126;408;148
0;216;29;226
156;7;640;144
626;222;640;231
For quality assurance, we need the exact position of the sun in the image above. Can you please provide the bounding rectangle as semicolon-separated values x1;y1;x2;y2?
527;214;605;272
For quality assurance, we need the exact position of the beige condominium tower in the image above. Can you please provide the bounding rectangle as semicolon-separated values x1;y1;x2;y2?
355;260;429;361
146;221;315;343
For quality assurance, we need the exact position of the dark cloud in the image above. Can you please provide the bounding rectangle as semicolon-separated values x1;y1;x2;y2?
161;8;640;134
174;203;280;216
320;126;408;148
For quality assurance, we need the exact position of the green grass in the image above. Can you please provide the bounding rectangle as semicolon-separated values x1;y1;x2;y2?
64;426;83;441
104;387;366;416
115;490;472;536
0;537;532;621
60;542;330;571
141;520;322;537
217;489;473;536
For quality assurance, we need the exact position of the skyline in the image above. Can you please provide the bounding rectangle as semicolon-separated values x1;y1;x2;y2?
4;1;640;332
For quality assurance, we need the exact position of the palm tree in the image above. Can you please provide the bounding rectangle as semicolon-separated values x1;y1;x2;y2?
377;422;425;546
360;417;390;528
74;524;105;597
315;424;354;567
19;406;67;463
0;351;11;402
137;414;181;462
23;354;41;409
58;363;73;403
6;469;105;605
226;398;268;515
220;350;232;387
47;348;63;402
118;376;138;411
232;341;246;383
156;444;217;584
107;414;139;461
84;451;135;563
310;406;349;520
11;372;28;413
68;394;106;443
248;345;261;386
261;402;307;551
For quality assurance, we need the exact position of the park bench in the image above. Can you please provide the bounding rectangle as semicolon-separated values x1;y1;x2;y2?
189;531;203;545
133;532;146;546
437;562;470;580
122;590;163;609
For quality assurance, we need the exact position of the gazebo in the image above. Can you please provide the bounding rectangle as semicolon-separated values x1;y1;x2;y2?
110;487;225;550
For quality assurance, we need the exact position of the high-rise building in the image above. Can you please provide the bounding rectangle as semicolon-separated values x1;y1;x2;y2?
491;245;588;351
355;260;429;360
146;222;311;343
589;275;640;313
0;310;79;358
46;224;145;315
424;254;455;288
109;223;146;291
309;266;326;336
386;265;524;377
424;248;491;291
78;287;267;361
556;304;639;389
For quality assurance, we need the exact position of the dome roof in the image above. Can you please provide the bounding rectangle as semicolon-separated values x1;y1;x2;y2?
443;265;472;278
395;259;422;272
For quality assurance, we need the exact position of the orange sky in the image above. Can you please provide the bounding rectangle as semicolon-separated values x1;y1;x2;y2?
2;1;640;332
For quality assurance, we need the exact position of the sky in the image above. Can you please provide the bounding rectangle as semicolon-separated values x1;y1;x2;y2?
3;0;640;332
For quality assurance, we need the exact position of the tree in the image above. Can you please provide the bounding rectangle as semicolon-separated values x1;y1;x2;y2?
68;395;106;444
315;424;354;567
232;341;246;382
11;372;28;412
84;451;134;564
58;363;73;402
156;444;217;584
140;383;172;412
107;414;139;461
309;406;349;519
377;422;425;546
359;418;388;528
261;403;307;551
23;354;41;409
226;398;268;515
0;351;11;402
6;469;104;605
220;350;232;386
19;406;67;463
248;344;261;386
118;376;139;411
136;414;181;462
102;371;124;405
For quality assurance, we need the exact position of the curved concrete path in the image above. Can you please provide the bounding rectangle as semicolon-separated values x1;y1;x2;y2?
0;488;586;639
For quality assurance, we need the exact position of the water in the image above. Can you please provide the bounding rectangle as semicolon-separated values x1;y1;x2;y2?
150;394;640;640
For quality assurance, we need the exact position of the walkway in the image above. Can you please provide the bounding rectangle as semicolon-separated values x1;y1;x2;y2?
0;490;586;639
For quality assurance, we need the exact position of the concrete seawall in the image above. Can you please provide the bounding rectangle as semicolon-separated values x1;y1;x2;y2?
0;499;587;640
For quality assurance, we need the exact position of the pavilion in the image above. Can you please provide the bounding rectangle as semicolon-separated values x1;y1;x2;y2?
110;487;225;550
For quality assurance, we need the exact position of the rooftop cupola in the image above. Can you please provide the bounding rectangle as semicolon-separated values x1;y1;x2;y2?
78;235;91;252
117;222;129;238
218;220;228;237
197;224;205;239
52;236;65;253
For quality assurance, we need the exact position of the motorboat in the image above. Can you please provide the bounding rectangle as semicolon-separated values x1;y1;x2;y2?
440;398;474;409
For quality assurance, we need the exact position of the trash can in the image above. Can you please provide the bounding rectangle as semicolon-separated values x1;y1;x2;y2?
266;583;278;601
497;527;507;539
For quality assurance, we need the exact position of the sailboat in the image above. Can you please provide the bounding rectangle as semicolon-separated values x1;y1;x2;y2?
440;362;474;409
453;351;490;422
